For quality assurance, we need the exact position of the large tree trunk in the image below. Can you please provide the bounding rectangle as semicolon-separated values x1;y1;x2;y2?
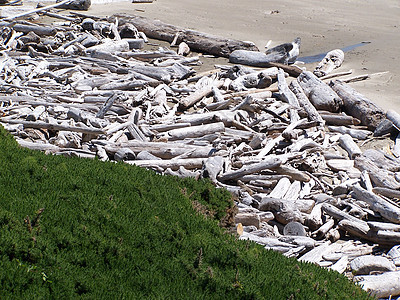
111;14;259;58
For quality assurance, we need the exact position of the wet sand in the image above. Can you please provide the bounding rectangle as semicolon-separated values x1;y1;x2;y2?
89;0;400;111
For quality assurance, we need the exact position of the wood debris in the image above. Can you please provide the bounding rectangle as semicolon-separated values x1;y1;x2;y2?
1;11;400;297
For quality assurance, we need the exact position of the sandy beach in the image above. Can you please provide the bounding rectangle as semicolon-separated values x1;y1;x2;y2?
86;0;400;111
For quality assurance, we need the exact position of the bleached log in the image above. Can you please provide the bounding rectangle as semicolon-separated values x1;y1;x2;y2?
354;271;400;298
179;80;223;108
274;166;311;182
164;122;225;141
268;177;291;198
127;158;205;170
297;71;342;112
258;197;304;225
257;118;307;158
338;134;362;159
368;221;400;232
218;157;281;182
355;156;400;190
312;219;335;238
352;184;400;224
351;255;395;275
330;255;349;274
202;156;224;183
277;68;299;122
4;0;70;21
86;40;130;54
299;241;331;263
372;187;400;199
362;149;400;172
320;113;360;126
388;245;400;266
313;49;344;78
327;126;371;140
113;14;258;58
1;119;104;135
330;80;385;130
283;181;301;201
105;141;216;159
16;139;59;152
322;203;369;229
289;80;324;125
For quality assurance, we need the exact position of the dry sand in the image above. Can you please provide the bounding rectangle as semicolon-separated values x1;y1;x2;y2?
84;0;400;111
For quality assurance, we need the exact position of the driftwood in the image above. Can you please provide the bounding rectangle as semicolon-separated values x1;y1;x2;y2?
354;271;400;298
313;49;344;78
297;71;342;112
352;184;400;224
329;80;385;130
3;13;400;295
112;14;258;58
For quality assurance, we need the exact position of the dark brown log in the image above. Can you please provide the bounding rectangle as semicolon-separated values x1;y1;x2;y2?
329;80;385;130
110;14;259;58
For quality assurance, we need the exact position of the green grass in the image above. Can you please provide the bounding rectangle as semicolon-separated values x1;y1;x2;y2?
0;126;370;299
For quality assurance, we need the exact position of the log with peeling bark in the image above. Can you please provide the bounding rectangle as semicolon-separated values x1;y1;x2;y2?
111;14;259;58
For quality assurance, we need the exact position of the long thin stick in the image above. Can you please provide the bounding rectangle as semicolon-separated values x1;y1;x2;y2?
4;0;70;21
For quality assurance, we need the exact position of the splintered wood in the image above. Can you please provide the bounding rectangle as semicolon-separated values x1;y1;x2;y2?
1;12;400;297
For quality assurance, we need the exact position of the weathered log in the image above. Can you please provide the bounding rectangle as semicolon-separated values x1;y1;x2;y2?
4;0;70;21
350;255;395;275
218;157;281;182
1;119;104;135
354;271;400;298
313;49;344;78
56;0;91;10
258;197;304;225
289;80;324;125
373;187;400;199
355;156;400;190
179;80;223;108
11;24;57;36
277;69;299;122
387;109;400;131
363;149;400;172
297;71;342;112
105;141;216;159
229;50;286;67
298;241;331;263
319;113;361;126
352;184;400;224
127;158;204;170
111;14;258;58
330;80;385;130
338;134;362;159
327;125;370;140
163;122;225;141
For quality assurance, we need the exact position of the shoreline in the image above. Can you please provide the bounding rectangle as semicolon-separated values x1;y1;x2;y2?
87;0;400;111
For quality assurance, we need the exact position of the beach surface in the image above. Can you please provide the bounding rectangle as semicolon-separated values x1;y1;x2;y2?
90;0;400;111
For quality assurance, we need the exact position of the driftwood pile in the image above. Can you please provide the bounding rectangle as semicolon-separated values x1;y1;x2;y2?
2;12;400;298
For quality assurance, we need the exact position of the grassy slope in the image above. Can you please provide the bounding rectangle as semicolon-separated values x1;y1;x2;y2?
0;126;370;299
